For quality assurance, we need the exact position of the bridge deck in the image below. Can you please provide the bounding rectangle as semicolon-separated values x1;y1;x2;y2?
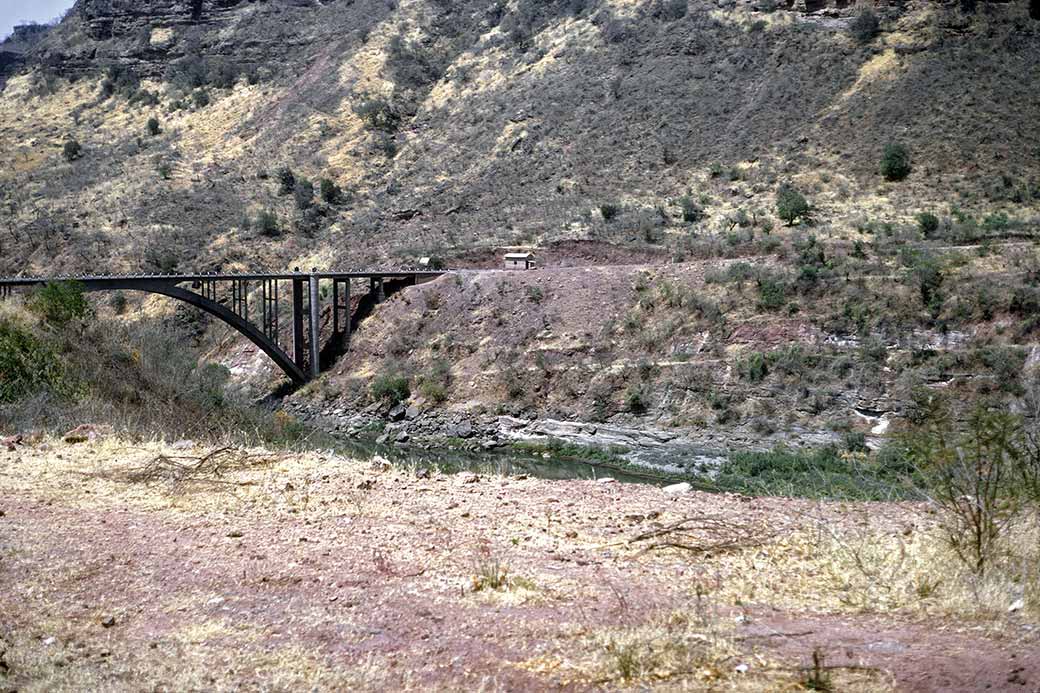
0;271;446;288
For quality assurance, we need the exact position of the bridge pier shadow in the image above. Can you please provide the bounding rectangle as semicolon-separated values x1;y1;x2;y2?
318;276;416;373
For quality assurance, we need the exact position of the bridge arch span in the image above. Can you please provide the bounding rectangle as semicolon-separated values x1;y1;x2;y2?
79;279;307;385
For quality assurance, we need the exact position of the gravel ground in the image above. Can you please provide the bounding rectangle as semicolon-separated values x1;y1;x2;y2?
1;435;1037;691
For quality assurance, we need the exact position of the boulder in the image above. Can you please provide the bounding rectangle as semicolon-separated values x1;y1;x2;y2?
63;424;113;445
453;421;475;439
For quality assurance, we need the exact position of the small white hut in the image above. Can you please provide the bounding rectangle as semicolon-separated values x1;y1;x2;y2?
504;252;536;270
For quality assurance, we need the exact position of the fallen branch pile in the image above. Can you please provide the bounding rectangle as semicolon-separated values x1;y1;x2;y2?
121;447;278;487
625;514;775;555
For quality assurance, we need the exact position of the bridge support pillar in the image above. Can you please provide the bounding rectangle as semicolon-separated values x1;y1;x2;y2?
292;277;305;371
308;274;321;380
333;279;351;351
370;276;385;303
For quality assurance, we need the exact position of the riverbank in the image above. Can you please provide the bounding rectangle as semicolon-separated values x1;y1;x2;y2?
283;398;882;476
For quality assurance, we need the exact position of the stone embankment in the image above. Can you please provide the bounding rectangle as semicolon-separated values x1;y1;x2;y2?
282;399;876;473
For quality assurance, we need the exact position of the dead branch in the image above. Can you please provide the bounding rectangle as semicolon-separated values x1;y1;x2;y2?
105;446;281;488
623;515;776;555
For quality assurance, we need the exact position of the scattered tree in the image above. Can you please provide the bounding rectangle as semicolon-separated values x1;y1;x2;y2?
294;179;315;210
880;142;912;181
320;178;342;205
916;212;940;238
146;117;161;136
276;167;296;196
63;140;83;162
776;184;810;225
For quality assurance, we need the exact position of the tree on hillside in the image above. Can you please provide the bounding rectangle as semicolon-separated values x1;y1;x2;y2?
63;140;83;162
881;142;912;181
776;184;810;226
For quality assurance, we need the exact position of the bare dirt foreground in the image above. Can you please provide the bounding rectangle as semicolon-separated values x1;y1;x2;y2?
1;437;1037;692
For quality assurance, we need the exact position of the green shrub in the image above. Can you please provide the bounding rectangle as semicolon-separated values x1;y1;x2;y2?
982;212;1010;232
255;210;280;237
353;95;400;132
63;140;83;162
625;386;648;414
902;248;943;314
738;351;769;382
756;276;788;311
276;166;296;196
713;446;921;500
776;184;809;225
600;203;621;221
320;178;343;205
146;117;161;136
916;212;940;238
109;293;128;315
293;179;315;210
526;285;544;303
677;195;703;223
0;319;66;403
417;359;451;403
371;371;411;405
128;89;159;107
192;89;210;108
880;142;912;181
27;282;92;326
848;7;880;43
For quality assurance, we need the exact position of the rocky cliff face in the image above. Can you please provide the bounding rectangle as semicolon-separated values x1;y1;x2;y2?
28;0;338;77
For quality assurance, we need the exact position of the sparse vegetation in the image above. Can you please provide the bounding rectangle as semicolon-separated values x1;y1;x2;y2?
370;370;411;405
848;6;880;43
255;210;280;237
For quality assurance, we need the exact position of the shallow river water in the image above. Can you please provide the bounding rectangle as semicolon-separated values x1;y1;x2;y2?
311;434;671;486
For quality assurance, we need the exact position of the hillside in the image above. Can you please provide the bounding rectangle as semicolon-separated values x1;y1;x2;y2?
2;0;1040;453
0;0;1038;278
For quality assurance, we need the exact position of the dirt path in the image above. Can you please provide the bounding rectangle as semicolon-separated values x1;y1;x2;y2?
1;439;1037;691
